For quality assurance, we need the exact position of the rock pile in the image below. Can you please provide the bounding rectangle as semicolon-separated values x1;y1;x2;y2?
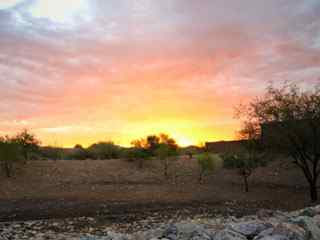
1;206;320;240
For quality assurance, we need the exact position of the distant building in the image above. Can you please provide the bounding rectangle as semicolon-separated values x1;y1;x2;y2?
205;140;246;153
206;119;315;153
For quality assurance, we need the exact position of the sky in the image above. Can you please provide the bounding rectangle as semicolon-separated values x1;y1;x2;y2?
0;0;319;147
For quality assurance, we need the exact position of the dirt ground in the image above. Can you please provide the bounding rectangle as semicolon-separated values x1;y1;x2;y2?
0;156;317;222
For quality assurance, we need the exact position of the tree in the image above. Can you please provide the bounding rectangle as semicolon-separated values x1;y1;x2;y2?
222;119;267;192
156;143;178;177
197;152;218;184
126;147;150;168
0;137;21;177
222;150;265;192
146;135;160;155
238;84;320;201
130;133;179;169
88;141;121;160
13;129;40;162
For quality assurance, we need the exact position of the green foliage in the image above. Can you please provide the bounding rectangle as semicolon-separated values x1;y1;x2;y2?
155;143;178;177
238;83;320;200
146;135;160;154
196;152;219;183
222;152;266;170
131;133;179;157
197;153;217;172
12;129;40;162
127;147;150;159
222;151;266;192
156;143;178;159
0;137;21;177
126;147;151;168
87;141;121;160
130;133;179;170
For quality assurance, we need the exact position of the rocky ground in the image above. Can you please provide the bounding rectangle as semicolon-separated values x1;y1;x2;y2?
1;205;320;240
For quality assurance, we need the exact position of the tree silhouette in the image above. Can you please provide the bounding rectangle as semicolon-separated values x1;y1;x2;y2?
238;84;320;201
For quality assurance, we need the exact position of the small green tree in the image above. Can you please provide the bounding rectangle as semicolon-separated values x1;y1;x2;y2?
197;152;218;183
222;150;266;192
126;147;150;168
88;141;121;160
156;143;178;177
0;137;21;177
13;129;40;163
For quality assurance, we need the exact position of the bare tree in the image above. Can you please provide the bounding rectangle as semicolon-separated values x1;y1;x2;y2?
238;84;320;201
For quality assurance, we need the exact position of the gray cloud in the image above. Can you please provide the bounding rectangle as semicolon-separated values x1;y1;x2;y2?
0;0;319;137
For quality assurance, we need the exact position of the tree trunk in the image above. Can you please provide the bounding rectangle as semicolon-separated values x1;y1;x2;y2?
164;159;168;177
309;181;318;202
23;150;28;164
243;175;249;192
3;161;12;178
199;170;204;184
138;158;143;169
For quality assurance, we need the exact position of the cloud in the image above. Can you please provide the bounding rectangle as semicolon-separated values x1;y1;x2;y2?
0;0;319;145
0;0;24;9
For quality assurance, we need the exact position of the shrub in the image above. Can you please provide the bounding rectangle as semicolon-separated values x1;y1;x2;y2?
0;137;21;177
12;129;40;162
222;151;266;192
197;152;218;183
155;143;178;177
87;142;121;160
126;147;151;168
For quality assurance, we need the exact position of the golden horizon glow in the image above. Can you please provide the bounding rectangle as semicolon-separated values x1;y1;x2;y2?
13;117;240;148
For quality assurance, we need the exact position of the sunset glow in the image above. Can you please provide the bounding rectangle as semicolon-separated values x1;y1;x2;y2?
0;0;319;147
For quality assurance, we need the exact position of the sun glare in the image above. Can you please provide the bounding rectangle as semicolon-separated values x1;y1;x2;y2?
176;137;194;147
29;0;90;24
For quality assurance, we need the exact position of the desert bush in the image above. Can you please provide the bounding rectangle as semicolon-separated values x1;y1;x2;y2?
40;147;65;160
68;144;90;160
196;152;219;183
126;147;151;168
155;142;178;177
87;142;121;160
222;150;267;192
0;137;21;177
12;129;40;162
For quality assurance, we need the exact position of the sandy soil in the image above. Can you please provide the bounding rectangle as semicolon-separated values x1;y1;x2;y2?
0;156;316;221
